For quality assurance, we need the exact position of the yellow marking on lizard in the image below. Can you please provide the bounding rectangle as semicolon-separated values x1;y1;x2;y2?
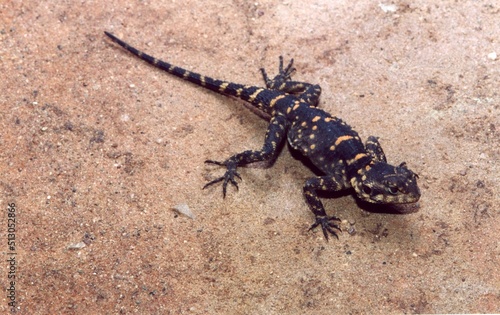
219;82;229;93
248;88;264;102
347;153;367;165
270;94;286;107
335;135;353;146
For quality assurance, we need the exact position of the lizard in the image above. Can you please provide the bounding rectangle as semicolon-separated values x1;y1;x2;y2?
104;31;421;240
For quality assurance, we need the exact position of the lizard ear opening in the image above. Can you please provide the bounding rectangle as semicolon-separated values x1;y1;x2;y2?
362;185;372;195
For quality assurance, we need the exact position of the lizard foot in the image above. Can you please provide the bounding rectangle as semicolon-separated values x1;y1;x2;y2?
260;56;296;89
203;160;241;198
309;215;342;241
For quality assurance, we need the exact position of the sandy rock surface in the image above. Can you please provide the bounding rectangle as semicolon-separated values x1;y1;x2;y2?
1;1;498;313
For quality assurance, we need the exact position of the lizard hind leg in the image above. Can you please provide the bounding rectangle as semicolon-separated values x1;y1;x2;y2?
260;56;296;90
203;114;288;198
260;56;322;106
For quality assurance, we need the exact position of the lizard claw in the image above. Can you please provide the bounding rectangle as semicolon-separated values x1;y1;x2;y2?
309;215;342;241
261;56;296;89
203;160;241;198
279;55;296;80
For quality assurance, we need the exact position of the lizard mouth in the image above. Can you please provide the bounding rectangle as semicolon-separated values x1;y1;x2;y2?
365;191;421;204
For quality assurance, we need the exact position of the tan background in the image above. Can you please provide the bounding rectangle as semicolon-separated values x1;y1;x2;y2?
1;1;499;314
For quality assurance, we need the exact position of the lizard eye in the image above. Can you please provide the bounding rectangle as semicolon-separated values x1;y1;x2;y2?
362;185;372;195
387;186;399;195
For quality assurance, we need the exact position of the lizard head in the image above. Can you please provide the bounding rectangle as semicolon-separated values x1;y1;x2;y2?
351;162;420;204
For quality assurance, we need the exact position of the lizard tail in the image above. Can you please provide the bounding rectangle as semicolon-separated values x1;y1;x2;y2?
104;32;258;101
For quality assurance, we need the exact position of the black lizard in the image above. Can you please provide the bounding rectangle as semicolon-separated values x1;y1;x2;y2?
104;31;421;240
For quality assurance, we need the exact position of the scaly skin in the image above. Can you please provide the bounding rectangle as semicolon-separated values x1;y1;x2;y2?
105;32;421;240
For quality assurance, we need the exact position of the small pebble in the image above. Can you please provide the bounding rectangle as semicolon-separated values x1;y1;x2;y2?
173;203;195;219
67;242;86;250
379;3;397;13
347;226;356;235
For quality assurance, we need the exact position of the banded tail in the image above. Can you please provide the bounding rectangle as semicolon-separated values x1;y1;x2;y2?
104;32;275;111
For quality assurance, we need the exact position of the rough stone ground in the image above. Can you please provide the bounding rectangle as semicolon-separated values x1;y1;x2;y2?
1;1;498;314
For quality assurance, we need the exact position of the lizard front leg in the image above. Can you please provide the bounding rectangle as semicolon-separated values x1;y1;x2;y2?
304;174;350;240
365;136;387;163
204;114;288;197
